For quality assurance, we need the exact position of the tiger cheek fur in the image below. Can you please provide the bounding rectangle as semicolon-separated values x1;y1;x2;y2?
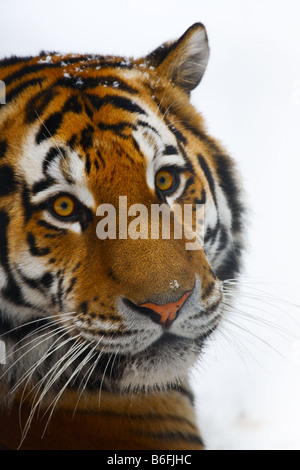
0;23;244;449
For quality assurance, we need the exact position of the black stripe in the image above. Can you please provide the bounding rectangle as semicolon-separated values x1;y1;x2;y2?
136;119;160;135
0;165;17;196
164;145;178;156
62;94;83;114
86;76;138;93
215;248;242;281
2;280;24;305
96;149;106;168
25;88;59;124
214;153;244;233
54;75;98;91
205;223;220;245
171;384;195;405
3;62;57;87
201;281;215;300
83;100;94;120
98;121;134;135
165;119;187;146
183;175;195;194
0;55;33;68
43;147;66;174
36;112;63;144
56;275;64;309
197;154;218;208
22;184;35;223
0;211;10;271
41;272;54;288
173;141;193;173
87;94;146;115
218;225;229;252
37;219;67;233
90;410;198;429
106;95;146;115
0;140;7;159
55;75;137;94
65;277;77;295
135;430;204;446
6;77;45;103
67;134;78;150
27;232;50;257
16;268;53;293
0;211;24;304
192;303;221;322
32;178;55;195
80;125;94;151
85;153;91;174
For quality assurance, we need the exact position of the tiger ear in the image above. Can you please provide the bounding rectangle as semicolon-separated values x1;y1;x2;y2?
146;23;210;94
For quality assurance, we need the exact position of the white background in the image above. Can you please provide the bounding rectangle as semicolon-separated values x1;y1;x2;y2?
1;0;300;450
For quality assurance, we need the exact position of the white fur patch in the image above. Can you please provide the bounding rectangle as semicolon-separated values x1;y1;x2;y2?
21;130;95;217
131;102;186;194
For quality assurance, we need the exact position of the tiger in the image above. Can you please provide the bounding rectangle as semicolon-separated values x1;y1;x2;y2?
0;23;243;450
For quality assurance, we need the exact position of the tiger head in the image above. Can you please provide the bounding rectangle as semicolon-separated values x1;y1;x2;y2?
0;23;243;396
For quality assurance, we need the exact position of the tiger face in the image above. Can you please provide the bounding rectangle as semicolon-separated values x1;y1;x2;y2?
0;23;243;396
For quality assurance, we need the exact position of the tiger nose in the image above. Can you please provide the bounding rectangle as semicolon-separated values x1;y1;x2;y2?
139;291;192;327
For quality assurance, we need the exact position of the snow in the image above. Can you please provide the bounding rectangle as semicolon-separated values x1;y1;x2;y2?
1;0;300;450
38;55;52;64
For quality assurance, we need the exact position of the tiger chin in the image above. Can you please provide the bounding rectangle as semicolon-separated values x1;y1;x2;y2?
0;23;243;450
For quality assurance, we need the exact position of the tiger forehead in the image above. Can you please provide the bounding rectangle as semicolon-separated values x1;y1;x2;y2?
22;55;183;152
18;83;185;194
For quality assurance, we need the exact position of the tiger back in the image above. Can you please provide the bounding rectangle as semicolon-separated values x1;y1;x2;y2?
0;23;243;450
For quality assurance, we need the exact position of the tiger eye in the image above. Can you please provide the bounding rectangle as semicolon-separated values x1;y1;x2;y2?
53;196;75;218
155;170;174;192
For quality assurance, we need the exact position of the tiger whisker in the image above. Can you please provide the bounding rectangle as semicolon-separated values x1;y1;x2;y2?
222;298;297;340
33;337;85;404
223;290;300;331
16;328;77;434
2;314;74;365
0;311;75;340
108;346;120;386
224;287;298;307
40;341;94;439
72;348;102;419
72;335;107;406
2;321;74;384
10;324;78;396
19;337;85;445
222;315;287;360
98;344;116;408
217;326;264;371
